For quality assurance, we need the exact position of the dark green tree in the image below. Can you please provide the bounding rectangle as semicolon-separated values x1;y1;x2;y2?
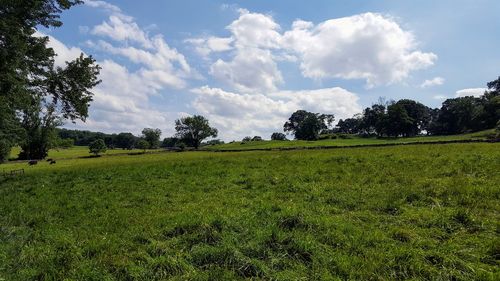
115;132;137;150
136;139;149;152
88;139;106;156
0;0;100;160
141;128;161;149
271;132;287;141
284;110;334;140
174;115;218;149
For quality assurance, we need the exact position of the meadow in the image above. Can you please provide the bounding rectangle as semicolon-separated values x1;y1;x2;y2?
204;130;494;151
0;142;499;280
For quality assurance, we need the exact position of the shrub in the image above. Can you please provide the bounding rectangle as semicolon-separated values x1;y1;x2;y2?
271;132;287;141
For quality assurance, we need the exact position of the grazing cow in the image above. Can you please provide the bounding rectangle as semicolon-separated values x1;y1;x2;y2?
50;160;56;165
46;158;53;162
28;160;38;166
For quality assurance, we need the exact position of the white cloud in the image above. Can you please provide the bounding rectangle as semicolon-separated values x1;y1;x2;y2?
191;86;361;140
210;48;283;93
185;37;234;57
455;88;487;97
421;77;445;88
191;11;437;90
282;13;437;87
91;15;153;49
84;0;122;14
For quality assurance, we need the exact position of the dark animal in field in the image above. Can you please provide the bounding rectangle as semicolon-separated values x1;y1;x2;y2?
46;158;53;162
50;160;56;165
28;160;38;166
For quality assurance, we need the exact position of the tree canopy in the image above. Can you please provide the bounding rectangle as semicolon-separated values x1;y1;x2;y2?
284;110;334;140
0;0;100;160
174;115;218;149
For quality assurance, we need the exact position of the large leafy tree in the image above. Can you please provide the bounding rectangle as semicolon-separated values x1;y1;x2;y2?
175;115;218;149
284;110;334;140
0;0;100;160
141;128;162;149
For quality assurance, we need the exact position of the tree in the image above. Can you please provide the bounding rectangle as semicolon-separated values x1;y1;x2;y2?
89;139;106;156
115;133;137;149
161;137;179;148
141;128;161;149
284;110;334;140
271;132;287;141
393;99;431;136
136;139;149;152
336;117;362;134
174;115;218;149
0;1;101;160
252;136;263;141
242;136;252;142
385;103;414;137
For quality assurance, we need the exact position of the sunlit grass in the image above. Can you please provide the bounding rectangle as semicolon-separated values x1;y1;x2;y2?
0;142;499;280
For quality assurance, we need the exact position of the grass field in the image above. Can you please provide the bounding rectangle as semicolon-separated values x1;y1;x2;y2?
204;130;494;151
8;146;162;161
1;142;499;280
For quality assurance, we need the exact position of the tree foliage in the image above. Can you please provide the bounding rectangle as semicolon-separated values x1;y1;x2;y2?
174;115;218;149
284;110;334;140
141;128;161;149
88;139;106;156
271;132;287;141
0;0;100;160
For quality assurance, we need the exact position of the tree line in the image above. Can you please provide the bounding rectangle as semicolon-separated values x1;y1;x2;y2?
282;77;499;141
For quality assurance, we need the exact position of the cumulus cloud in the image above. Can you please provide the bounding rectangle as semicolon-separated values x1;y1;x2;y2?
455;88;487;97
190;11;437;90
43;4;194;136
191;86;361;140
433;95;448;100
282;13;437;87
421;77;445;88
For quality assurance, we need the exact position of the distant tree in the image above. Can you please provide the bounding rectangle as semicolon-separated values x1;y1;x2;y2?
271;132;287;141
336;117;362;134
204;139;224;146
174;115;218;149
89;139;106;156
115;132;136;149
161;137;179;148
393;99;431;136
429;96;481;135
242;136;252;142
284;110;334;140
141;128;161;149
252;136;263;141
136;139;149;152
359;104;387;136
385;103;414;137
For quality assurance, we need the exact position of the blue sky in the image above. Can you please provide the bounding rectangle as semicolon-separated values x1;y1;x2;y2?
40;0;500;140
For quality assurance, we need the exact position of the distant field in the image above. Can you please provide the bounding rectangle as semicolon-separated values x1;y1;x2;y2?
1;142;499;280
204;130;494;151
8;146;162;161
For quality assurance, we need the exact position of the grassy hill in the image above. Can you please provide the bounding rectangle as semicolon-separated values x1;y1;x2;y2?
1;142;499;280
204;130;495;151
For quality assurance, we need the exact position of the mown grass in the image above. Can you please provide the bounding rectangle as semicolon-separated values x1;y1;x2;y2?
204;129;494;151
0;143;499;280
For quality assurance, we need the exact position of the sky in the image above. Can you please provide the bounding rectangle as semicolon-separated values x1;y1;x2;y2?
39;0;500;141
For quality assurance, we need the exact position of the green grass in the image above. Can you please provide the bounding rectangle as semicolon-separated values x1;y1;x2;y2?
8;146;162;161
204;129;495;151
1;143;499;280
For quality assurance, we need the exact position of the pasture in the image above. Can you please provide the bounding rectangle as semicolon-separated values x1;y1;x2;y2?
0;142;499;280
